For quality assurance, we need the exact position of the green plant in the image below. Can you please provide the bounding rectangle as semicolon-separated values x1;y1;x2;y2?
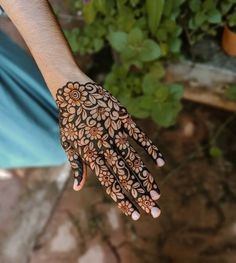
225;84;236;100
184;0;236;44
184;0;222;44
64;21;106;55
105;62;183;127
226;10;236;32
108;27;161;69
65;0;236;127
63;0;185;127
209;145;223;158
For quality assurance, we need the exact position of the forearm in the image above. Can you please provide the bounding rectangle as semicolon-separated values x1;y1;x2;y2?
0;0;91;98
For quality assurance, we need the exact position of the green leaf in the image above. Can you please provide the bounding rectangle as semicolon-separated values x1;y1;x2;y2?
142;74;158;95
139;95;155;110
189;0;200;12
95;0;107;14
126;97;151;118
203;0;215;11
146;0;165;35
128;28;143;44
139;39;161;61
169;38;181;53
129;0;140;7
163;0;174;16
228;13;236;28
168;84;184;100
93;38;104;51
151;101;182;127
208;9;222;24
116;6;136;31
194;12;207;27
83;1;96;24
121;46;137;60
209;146;223;158
108;31;128;51
149;62;165;78
156;28;168;42
225;85;236;100
221;2;234;14
155;86;169;102
64;28;80;53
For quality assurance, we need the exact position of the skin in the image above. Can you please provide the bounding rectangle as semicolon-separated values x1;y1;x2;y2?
0;0;165;220
0;0;92;97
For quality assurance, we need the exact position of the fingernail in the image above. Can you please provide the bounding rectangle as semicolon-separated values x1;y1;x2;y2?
157;158;165;167
73;179;80;191
151;207;161;218
131;211;140;221
150;190;160;200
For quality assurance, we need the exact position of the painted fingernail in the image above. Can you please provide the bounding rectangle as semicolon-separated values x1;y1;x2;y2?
131;211;140;221
157;158;165;167
151;207;161;218
73;179;80;191
150;190;160;200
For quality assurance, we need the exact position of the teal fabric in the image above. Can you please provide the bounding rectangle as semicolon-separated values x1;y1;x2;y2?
0;30;67;168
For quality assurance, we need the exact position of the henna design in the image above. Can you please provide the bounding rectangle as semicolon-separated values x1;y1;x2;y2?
56;82;165;219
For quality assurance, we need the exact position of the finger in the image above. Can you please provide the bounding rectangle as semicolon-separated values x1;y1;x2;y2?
121;115;165;167
72;159;87;191
104;148;161;218
91;157;140;220
61;140;87;191
114;131;160;201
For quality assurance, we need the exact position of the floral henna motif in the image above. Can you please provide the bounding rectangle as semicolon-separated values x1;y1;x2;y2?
56;81;165;219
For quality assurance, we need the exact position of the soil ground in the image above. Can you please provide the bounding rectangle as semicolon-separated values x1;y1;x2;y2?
30;104;236;263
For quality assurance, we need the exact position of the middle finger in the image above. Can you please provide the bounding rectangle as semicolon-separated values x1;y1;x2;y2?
103;148;161;218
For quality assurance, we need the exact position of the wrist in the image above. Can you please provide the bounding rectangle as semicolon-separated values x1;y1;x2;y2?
44;66;93;99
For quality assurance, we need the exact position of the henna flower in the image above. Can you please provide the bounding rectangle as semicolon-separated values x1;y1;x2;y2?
85;124;103;140
83;142;97;163
63;82;87;107
138;132;151;147
137;195;155;213
132;159;143;173
118;200;134;216
98;170;114;187
67;148;78;162
119;175;133;191
63;123;78;141
104;149;118;165
90;106;110;121
115;132;129;150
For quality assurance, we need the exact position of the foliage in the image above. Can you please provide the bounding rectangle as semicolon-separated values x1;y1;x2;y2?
183;0;236;44
64;0;235;127
226;3;236;31
225;84;236;100
209;146;223;158
64;23;106;55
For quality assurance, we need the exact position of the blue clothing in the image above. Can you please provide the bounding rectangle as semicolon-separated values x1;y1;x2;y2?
0;30;67;168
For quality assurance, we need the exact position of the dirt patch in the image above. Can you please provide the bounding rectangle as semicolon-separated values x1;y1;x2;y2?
30;104;236;263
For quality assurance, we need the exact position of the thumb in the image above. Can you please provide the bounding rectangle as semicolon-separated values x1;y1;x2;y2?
71;156;87;191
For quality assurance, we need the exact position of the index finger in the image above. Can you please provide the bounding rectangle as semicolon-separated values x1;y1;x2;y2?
121;115;165;167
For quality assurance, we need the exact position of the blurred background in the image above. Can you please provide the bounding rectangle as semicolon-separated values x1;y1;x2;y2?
0;0;236;262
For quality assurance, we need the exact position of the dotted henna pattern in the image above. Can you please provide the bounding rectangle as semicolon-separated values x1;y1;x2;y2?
56;81;165;219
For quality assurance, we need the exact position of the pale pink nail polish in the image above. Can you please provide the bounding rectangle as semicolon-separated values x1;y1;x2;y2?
151;207;161;218
150;190;160;200
157;158;165;167
131;211;140;221
73;180;80;191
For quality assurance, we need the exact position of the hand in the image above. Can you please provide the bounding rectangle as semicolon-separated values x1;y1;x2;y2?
56;81;165;220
